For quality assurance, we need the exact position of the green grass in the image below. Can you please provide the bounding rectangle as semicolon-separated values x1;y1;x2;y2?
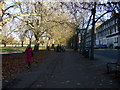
0;47;26;52
0;46;46;52
0;48;16;52
17;48;26;52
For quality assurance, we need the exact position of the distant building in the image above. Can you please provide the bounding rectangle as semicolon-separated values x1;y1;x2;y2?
85;20;104;48
85;29;96;48
96;13;120;48
86;29;91;48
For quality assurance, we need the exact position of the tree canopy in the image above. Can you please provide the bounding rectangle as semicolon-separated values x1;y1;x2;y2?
1;0;120;50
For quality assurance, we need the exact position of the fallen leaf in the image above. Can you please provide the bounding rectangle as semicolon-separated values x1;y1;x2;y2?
5;80;8;82
2;51;50;79
61;82;65;84
36;84;43;87
99;83;102;86
77;83;80;85
66;80;70;83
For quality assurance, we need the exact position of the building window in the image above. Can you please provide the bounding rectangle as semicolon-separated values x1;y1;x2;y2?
113;20;114;25
110;29;112;34
114;37;118;43
116;26;118;32
106;30;108;35
116;19;118;24
115;25;116;32
112;28;114;33
107;39;109;44
116;37;118;43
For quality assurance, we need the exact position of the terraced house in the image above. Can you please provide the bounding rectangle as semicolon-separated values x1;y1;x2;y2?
96;13;120;48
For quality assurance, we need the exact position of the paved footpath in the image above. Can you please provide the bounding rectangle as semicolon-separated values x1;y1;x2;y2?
2;49;120;88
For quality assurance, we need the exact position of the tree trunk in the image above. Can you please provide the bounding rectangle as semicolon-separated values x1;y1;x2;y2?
82;34;86;55
29;39;32;46
90;2;96;60
80;34;83;54
21;41;24;47
82;15;92;56
34;34;39;51
74;32;79;51
4;43;6;47
34;42;39;51
74;35;77;51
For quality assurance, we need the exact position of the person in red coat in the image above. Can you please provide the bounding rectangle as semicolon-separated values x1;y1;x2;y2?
25;45;33;69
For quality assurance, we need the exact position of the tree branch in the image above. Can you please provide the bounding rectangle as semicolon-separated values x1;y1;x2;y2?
95;10;112;23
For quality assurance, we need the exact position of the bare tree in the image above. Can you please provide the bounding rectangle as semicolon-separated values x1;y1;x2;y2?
19;32;26;47
1;18;20;47
24;30;34;46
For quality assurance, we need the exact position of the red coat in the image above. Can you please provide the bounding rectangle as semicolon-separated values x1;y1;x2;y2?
25;47;33;62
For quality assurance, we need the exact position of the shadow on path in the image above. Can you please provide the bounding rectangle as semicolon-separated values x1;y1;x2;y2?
2;49;120;88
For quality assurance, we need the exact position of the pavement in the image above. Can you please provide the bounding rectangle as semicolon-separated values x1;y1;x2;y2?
2;49;120;88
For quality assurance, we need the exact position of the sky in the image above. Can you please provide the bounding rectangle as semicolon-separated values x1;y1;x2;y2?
4;0;111;3
5;0;120;3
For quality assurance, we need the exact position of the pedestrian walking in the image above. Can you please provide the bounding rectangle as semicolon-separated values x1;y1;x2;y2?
61;45;65;52
56;44;60;52
25;45;33;70
59;44;62;52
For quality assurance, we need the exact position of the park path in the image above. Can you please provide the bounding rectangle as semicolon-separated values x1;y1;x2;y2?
3;49;120;88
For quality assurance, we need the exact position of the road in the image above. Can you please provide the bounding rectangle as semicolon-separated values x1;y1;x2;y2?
2;49;120;88
94;49;120;62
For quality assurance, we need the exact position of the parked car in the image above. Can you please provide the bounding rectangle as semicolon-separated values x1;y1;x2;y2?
95;45;107;48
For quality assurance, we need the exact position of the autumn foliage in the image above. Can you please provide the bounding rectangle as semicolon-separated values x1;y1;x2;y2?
2;51;50;79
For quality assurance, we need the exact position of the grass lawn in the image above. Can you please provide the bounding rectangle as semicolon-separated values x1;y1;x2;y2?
0;47;26;52
0;46;46;52
1;48;16;52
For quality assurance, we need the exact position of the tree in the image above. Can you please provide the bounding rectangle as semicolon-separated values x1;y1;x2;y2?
90;2;120;59
1;35;14;46
1;18;19;47
81;2;120;59
14;1;75;51
24;30;34;46
60;1;120;59
60;2;92;51
19;32;26;47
